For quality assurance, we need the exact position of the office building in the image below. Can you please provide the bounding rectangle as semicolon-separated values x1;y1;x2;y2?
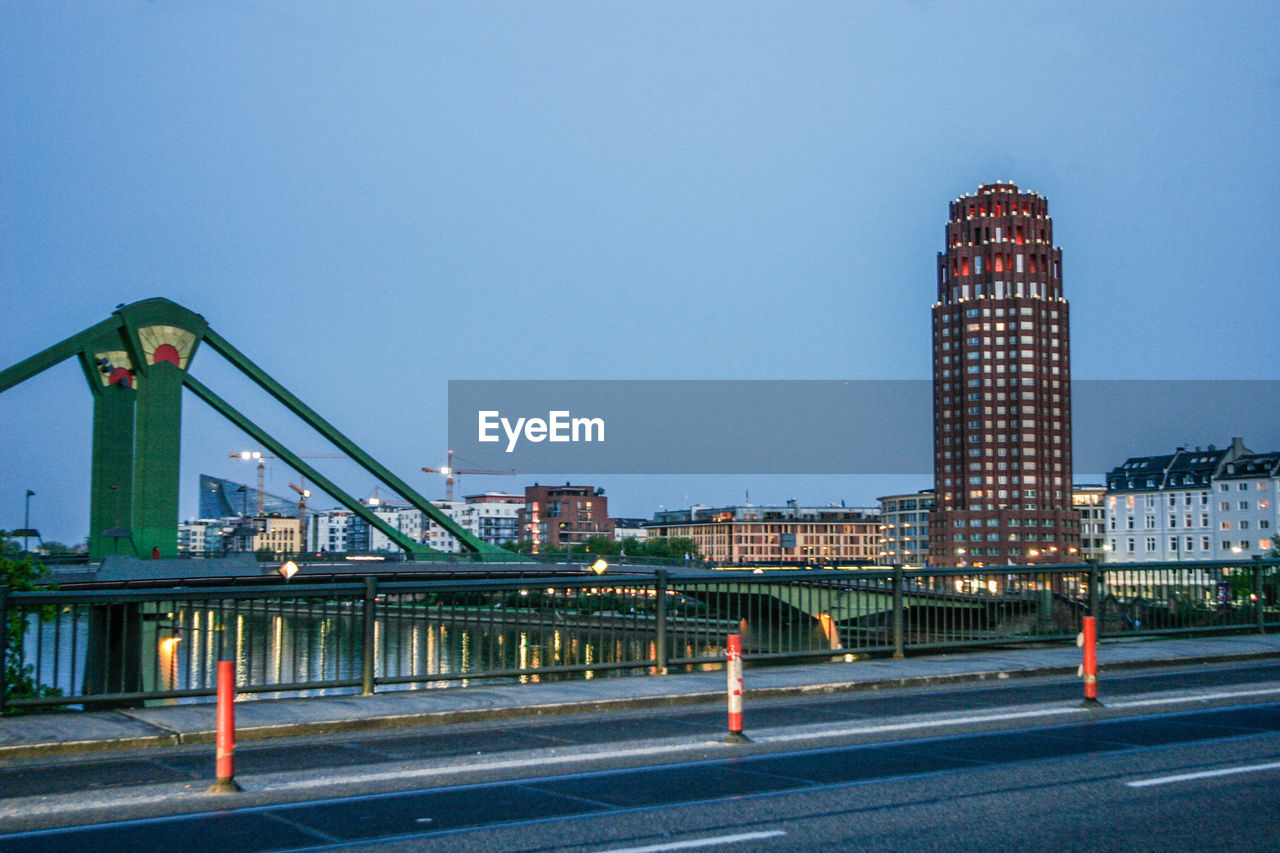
929;181;1078;565
460;492;524;549
648;503;878;565
877;490;934;564
1072;484;1107;562
423;493;524;553
519;483;610;549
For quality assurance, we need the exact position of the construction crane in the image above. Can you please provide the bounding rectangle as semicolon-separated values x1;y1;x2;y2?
290;482;311;552
230;450;347;516
230;450;268;516
422;450;515;502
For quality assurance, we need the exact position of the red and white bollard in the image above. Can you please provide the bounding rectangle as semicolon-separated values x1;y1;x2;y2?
724;633;750;743
1077;616;1103;708
207;659;242;793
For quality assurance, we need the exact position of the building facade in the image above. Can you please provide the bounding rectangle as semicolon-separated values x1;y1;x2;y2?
1072;484;1107;562
354;500;427;552
519;483;610;549
251;516;301;555
1214;450;1279;557
309;509;356;553
929;182;1078;565
613;518;650;543
461;493;524;549
423;493;524;553
304;493;524;555
1104;438;1277;561
199;474;298;519
876;491;934;564
178;519;225;554
647;504;879;565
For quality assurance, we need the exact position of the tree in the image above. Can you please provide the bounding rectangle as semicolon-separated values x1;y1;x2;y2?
505;540;565;555
0;532;61;703
628;537;702;561
571;536;620;556
507;534;703;561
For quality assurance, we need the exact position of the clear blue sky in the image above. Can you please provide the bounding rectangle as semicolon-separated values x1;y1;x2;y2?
2;2;1277;544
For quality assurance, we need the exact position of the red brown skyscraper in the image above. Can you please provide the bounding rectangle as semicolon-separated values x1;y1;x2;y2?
928;182;1078;565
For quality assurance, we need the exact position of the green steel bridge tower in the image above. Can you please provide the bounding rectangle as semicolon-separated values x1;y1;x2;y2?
0;298;501;561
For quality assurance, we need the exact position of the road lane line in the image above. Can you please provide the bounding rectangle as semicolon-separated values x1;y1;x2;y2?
753;707;1086;744
1106;687;1280;709
4;690;1278;820
1125;761;1280;788
593;830;787;852
252;708;1093;792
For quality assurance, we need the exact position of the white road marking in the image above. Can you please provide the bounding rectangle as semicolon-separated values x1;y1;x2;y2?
1125;761;1280;788
594;830;787;852
1106;687;1280;709
252;707;1096;793
4;684;1278;820
753;706;1087;744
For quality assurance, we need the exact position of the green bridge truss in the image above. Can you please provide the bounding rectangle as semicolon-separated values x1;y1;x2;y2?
0;298;503;561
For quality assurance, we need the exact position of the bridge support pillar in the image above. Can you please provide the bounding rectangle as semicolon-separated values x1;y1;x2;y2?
133;362;184;558
88;382;136;561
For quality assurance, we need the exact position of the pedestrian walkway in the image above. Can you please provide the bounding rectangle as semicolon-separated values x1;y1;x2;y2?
2;633;1278;760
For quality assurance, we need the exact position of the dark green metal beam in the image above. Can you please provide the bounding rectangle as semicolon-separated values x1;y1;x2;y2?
201;327;498;554
0;316;123;394
183;373;432;556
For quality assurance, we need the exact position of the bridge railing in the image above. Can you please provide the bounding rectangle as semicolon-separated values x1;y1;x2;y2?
1;559;1275;710
166;549;707;568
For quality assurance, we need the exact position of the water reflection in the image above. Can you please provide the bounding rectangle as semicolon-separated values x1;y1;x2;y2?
24;594;811;706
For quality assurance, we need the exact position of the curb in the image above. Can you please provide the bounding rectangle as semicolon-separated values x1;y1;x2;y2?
1;649;1277;761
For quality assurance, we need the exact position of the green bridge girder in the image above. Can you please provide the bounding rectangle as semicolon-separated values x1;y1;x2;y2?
0;298;503;561
694;582;986;624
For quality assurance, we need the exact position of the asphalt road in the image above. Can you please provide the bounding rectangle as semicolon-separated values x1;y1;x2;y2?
2;663;1280;851
4;661;1280;801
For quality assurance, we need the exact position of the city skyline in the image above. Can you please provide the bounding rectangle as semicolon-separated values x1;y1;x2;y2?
2;3;1277;544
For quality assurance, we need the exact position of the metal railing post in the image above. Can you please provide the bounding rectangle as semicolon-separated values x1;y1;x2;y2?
361;577;377;695
1254;557;1266;635
892;564;904;659
0;586;9;715
1087;559;1100;620
654;570;668;674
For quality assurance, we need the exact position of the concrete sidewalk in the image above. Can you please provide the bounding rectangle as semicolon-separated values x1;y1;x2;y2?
3;633;1279;760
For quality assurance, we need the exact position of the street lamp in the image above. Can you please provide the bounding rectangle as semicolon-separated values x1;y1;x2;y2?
23;490;34;553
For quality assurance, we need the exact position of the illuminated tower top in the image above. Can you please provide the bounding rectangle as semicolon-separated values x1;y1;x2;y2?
937;181;1063;305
